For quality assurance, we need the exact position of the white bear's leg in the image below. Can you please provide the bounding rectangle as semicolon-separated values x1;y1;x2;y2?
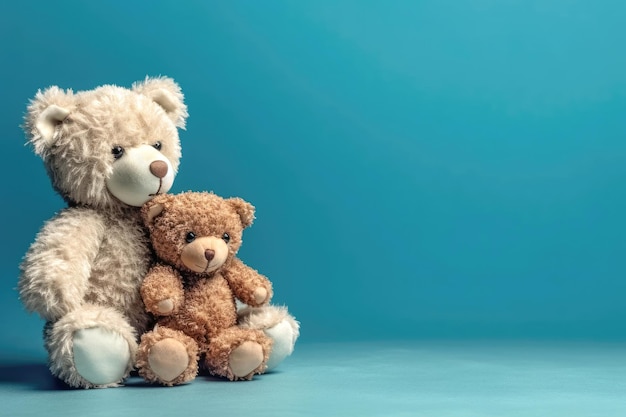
237;305;300;371
45;304;137;389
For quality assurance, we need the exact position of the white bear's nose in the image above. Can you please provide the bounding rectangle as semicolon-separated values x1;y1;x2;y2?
150;160;168;178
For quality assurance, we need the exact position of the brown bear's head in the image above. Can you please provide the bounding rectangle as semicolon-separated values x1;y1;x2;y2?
142;192;255;275
24;77;187;210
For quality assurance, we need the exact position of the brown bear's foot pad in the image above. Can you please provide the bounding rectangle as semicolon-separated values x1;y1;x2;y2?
137;326;199;385
229;341;264;379
148;338;190;382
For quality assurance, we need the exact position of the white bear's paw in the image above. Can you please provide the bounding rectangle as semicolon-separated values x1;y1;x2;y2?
72;327;132;387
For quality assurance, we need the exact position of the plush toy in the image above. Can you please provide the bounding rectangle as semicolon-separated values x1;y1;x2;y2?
18;77;188;388
136;191;279;385
18;77;299;389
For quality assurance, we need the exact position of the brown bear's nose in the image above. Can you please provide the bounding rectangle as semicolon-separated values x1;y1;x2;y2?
204;249;215;262
150;160;168;178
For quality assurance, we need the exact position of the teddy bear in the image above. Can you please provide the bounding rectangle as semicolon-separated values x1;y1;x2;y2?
18;77;188;388
136;191;276;385
18;77;299;389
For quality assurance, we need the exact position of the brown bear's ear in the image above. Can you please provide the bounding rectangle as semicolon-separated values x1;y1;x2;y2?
227;197;256;228
24;86;74;155
141;193;174;227
132;76;188;129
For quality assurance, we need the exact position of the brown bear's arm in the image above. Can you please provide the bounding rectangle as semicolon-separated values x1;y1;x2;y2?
222;257;273;307
141;263;185;316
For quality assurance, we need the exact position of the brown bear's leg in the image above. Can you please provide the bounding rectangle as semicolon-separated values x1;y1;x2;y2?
204;327;273;381
136;325;199;386
237;304;300;370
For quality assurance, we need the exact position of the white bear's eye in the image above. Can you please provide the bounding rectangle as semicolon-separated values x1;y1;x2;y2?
153;141;162;151
185;232;196;243
112;146;124;159
222;232;230;243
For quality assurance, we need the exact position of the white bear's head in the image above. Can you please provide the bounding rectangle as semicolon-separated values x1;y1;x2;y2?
23;77;187;210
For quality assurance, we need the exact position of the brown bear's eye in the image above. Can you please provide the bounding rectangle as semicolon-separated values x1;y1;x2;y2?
185;232;196;243
153;141;162;151
222;233;230;243
112;146;124;159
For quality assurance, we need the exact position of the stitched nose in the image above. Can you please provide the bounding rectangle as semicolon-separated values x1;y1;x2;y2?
150;160;168;178
204;249;215;262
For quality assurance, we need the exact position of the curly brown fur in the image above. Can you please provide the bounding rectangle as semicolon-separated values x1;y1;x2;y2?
137;192;274;384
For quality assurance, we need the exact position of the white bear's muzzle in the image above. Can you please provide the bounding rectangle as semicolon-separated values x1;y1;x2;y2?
106;145;175;207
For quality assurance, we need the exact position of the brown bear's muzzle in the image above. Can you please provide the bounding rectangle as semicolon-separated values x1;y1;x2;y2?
181;237;228;274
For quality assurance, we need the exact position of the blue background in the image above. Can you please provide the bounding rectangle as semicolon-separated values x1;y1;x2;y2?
2;0;626;356
3;2;626;415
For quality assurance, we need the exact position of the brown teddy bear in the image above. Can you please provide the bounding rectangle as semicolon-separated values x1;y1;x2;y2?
18;77;187;388
136;191;274;385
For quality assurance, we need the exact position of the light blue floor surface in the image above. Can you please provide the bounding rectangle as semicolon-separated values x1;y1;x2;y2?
2;340;625;417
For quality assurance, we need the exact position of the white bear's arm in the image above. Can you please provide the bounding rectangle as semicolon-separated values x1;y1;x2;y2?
19;208;106;321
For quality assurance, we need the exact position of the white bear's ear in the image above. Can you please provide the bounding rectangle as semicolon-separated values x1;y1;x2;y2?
227;197;256;228
36;105;70;141
133;76;188;129
24;86;74;155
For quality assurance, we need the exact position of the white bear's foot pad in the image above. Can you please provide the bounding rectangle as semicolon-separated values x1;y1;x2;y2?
72;327;131;386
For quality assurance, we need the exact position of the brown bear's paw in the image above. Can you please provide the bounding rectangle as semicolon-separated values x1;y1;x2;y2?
253;287;268;305
137;326;199;386
156;299;175;315
229;341;264;380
